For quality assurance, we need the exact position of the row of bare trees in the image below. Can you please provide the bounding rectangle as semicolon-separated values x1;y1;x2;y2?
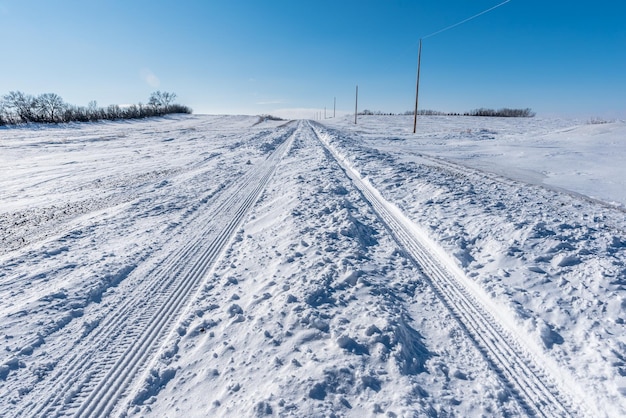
464;108;535;117
0;91;191;125
401;108;535;117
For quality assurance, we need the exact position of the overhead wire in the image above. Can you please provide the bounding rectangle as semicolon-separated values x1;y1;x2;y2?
422;0;511;40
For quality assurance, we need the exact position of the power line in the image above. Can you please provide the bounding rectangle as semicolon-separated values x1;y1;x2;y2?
422;0;511;40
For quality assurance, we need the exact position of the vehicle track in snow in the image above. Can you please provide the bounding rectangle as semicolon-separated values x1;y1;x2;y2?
311;122;582;418
8;122;296;418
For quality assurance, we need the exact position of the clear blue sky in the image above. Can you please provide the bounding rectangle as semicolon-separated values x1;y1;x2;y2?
1;0;624;118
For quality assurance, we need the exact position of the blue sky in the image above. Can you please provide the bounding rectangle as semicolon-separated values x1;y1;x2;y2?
1;0;624;118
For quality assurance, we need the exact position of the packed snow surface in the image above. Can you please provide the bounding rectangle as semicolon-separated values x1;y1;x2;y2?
1;114;625;417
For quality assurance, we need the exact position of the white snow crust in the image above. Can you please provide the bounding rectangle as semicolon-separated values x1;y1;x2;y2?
1;114;624;417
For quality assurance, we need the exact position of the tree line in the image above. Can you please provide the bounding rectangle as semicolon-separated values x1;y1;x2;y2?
464;108;535;117
0;91;191;125
367;107;535;117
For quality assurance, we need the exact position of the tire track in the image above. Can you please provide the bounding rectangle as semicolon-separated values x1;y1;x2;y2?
10;123;296;418
311;122;582;417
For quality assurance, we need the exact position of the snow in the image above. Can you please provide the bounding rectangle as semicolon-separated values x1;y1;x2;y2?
1;114;625;417
330;115;626;209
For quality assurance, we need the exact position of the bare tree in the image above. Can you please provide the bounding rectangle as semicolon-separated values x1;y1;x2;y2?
3;91;37;122
86;100;100;121
148;91;177;110
106;104;122;119
0;100;6;125
36;93;66;122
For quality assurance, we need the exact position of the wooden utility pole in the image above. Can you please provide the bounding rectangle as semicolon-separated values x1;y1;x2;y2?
354;85;358;124
413;38;422;134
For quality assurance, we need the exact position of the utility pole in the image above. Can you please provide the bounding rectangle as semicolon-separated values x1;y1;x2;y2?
324;107;326;119
413;38;422;134
354;85;358;125
411;1;510;133
333;97;336;118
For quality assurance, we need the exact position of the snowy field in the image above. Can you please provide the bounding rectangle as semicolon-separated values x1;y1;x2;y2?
1;114;625;417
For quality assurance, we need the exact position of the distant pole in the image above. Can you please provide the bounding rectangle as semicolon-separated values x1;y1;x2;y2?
333;97;336;118
324;107;326;119
413;38;422;134
354;85;358;124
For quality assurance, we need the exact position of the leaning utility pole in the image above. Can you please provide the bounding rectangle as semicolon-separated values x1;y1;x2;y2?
413;38;422;134
354;85;358;124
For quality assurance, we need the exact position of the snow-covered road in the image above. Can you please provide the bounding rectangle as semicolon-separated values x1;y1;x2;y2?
1;115;624;417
